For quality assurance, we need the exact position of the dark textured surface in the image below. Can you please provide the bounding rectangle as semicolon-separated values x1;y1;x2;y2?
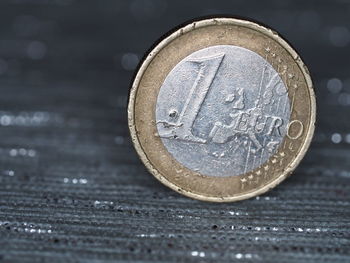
0;0;349;262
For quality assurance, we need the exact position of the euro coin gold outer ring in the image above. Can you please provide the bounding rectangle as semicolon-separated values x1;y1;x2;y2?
128;17;316;202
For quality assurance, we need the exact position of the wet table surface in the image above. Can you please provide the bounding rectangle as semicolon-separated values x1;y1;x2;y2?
0;0;349;262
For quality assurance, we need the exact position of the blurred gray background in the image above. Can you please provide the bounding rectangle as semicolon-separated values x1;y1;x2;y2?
0;0;349;262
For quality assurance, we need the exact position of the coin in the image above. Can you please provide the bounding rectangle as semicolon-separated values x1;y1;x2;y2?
128;17;316;202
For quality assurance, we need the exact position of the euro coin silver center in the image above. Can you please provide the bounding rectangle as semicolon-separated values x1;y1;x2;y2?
156;45;291;177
